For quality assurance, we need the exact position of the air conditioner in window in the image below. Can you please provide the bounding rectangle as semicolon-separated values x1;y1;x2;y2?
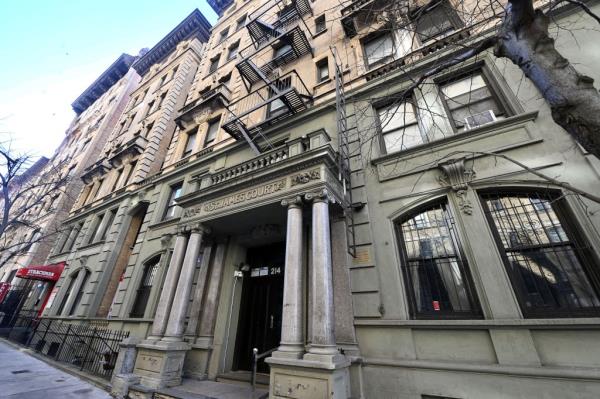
464;110;496;129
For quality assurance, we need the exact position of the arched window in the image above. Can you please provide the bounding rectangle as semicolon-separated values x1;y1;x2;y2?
396;200;481;318
130;255;161;318
481;190;600;317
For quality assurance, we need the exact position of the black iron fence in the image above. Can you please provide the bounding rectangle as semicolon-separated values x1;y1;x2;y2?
1;315;129;379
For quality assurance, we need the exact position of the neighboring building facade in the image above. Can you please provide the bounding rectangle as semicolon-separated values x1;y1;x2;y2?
44;10;211;326
0;53;139;320
36;1;600;398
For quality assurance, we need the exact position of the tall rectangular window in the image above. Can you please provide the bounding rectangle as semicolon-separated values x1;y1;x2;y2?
209;55;220;74
236;14;247;31
218;27;230;43
143;121;154;138
111;168;124;192
183;128;198;158
440;71;506;132
98;209;117;242
396;201;481;318
68;270;89;316
315;14;326;33
377;100;424;153
125;160;137;185
414;0;462;42
157;92;167;110
316;58;329;83
87;214;104;244
481;191;600;317
363;32;394;68
267;77;291;118
163;182;183;220
56;275;76;316
130;256;161;318
204;118;220;146
228;41;240;60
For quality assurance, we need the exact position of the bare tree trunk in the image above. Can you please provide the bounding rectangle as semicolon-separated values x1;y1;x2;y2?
494;0;600;158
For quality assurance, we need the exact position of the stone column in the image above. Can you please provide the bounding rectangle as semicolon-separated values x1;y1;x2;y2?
163;225;206;342
273;196;305;359
184;244;213;338
305;190;338;359
196;241;227;346
147;229;188;340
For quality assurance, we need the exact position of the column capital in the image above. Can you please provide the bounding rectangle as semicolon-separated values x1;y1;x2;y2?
281;195;303;209
176;225;188;236
189;223;210;235
304;189;335;204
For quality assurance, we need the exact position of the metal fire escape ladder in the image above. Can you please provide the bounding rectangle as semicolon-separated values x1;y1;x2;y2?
331;47;357;258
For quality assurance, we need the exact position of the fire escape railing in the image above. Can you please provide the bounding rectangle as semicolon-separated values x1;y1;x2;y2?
236;0;313;90
223;70;312;152
226;0;314;154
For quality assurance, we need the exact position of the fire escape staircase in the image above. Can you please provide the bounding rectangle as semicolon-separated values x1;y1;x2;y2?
224;0;313;154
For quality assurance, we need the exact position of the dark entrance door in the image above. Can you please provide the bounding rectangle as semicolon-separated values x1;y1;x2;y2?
233;242;285;373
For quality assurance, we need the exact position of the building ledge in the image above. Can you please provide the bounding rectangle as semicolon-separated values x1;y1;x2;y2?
371;111;540;167
355;317;600;329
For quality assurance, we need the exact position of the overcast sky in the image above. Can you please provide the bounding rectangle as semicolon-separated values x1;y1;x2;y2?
0;1;217;160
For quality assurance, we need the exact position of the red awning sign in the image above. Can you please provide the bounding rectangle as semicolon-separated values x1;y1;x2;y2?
16;262;66;282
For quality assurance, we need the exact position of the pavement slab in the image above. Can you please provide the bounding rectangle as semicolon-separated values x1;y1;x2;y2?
0;340;111;399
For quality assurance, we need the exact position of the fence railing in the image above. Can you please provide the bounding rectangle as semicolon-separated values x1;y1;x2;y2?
1;315;129;380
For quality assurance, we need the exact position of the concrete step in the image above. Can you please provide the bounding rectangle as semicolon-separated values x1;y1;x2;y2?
216;371;269;390
155;379;268;399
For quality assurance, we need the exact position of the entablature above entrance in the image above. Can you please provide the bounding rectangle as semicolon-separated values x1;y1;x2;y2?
176;130;346;222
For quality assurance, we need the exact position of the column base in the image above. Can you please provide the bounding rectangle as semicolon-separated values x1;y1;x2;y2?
271;343;305;360
266;356;351;399
132;341;190;389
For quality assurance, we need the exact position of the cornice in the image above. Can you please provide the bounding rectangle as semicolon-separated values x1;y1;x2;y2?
72;53;137;115
132;9;211;76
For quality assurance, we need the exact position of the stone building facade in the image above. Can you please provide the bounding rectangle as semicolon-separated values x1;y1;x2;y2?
30;1;600;398
0;53;139;317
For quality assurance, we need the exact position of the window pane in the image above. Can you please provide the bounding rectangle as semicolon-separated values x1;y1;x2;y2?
378;101;423;152
416;3;456;41
184;131;197;155
274;44;292;58
441;72;504;130
206;120;220;144
482;192;600;315
365;34;394;66
378;102;417;132
383;124;423;152
398;202;480;317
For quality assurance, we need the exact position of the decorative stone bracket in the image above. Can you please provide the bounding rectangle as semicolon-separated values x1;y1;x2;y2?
438;158;476;215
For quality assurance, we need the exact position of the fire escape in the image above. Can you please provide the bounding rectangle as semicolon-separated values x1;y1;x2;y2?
223;0;314;154
332;47;357;257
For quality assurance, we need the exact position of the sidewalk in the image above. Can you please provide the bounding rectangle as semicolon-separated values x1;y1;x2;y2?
0;340;111;398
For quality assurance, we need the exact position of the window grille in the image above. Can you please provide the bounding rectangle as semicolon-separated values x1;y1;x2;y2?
481;190;600;317
396;201;481;318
